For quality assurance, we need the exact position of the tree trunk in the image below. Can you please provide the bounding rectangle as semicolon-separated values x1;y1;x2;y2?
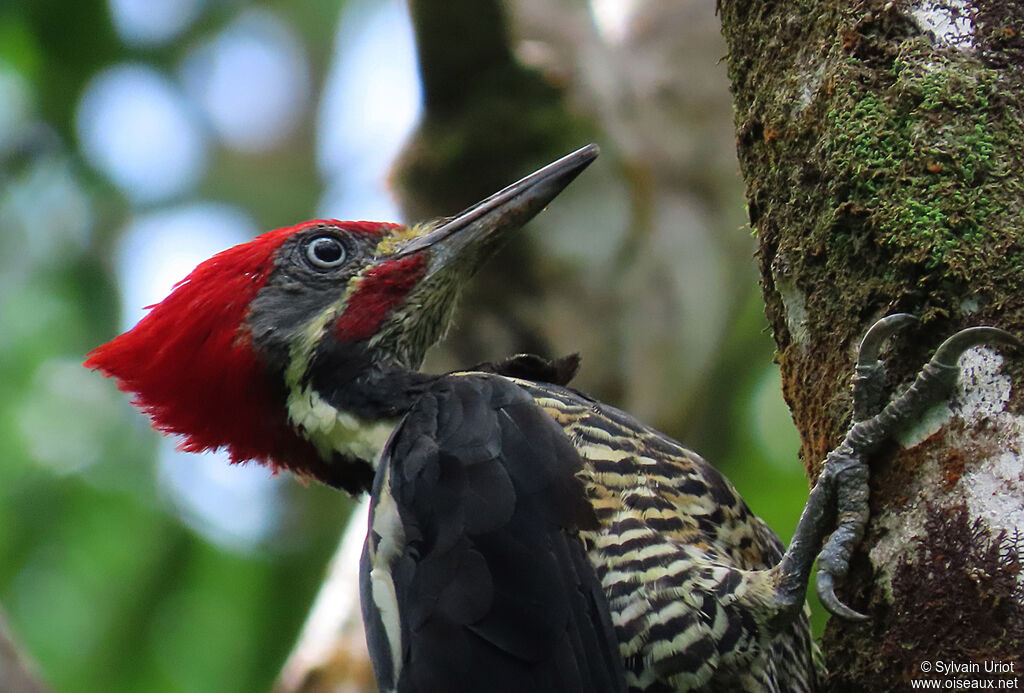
718;1;1024;690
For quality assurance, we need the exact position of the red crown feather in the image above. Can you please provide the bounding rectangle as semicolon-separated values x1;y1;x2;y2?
86;220;346;471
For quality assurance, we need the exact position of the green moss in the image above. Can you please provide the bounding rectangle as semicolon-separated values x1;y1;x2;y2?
719;1;1024;477
817;47;1022;280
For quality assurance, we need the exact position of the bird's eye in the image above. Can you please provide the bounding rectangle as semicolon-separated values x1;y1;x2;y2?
305;236;347;269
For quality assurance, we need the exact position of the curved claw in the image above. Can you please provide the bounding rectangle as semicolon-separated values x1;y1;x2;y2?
816;571;869;621
930;326;1023;368
854;314;920;420
857;313;918;368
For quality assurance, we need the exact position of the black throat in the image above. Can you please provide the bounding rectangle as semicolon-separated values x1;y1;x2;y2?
306;335;436;420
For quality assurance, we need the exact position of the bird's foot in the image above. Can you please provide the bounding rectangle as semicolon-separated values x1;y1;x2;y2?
813;316;1021;620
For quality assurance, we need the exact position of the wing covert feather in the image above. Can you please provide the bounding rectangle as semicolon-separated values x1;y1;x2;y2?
362;374;626;693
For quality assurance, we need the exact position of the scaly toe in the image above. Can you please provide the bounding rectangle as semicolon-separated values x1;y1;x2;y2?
854;314;919;421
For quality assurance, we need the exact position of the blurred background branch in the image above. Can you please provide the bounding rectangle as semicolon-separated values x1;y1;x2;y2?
0;606;53;693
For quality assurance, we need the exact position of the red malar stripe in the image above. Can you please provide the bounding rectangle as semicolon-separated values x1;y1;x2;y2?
334;255;427;342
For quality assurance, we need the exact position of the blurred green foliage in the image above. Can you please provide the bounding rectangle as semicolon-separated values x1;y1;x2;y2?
0;2;356;692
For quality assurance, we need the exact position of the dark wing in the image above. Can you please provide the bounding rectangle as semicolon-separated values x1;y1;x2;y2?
361;374;626;693
465;353;581;386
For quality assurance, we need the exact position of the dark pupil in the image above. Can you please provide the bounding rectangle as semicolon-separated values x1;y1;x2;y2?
313;238;342;264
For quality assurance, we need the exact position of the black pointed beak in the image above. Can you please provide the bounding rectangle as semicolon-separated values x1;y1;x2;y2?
394;144;599;269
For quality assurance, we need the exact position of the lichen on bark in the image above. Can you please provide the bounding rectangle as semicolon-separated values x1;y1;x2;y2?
719;1;1024;689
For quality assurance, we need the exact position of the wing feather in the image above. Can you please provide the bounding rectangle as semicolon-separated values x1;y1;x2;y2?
361;374;626;693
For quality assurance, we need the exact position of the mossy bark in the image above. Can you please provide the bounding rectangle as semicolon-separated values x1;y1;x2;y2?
719;1;1024;690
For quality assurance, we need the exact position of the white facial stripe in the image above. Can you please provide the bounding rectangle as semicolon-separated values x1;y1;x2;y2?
285;384;395;464
369;464;405;682
283;293;396;465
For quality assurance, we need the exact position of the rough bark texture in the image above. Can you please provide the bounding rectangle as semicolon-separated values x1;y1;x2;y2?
719;1;1024;690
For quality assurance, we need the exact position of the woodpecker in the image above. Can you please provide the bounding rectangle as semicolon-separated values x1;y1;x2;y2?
86;145;1018;692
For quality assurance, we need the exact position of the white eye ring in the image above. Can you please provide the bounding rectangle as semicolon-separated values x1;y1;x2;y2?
306;235;347;269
